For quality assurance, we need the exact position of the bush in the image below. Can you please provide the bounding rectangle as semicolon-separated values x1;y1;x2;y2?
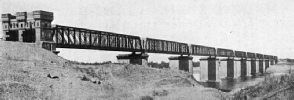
233;74;294;99
148;61;169;69
69;61;113;65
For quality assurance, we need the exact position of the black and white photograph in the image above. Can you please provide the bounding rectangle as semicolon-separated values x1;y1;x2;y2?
0;0;293;99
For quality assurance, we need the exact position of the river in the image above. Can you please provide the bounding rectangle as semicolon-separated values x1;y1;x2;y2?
192;65;291;92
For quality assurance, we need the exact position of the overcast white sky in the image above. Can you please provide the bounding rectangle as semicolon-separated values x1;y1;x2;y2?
1;0;294;62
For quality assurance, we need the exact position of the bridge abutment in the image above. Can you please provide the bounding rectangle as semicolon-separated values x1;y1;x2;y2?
168;56;193;74
116;53;149;66
200;56;220;82
1;10;59;54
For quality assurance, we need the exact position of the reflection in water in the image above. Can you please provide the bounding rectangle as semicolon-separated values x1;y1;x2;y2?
193;64;294;92
195;74;267;92
192;67;289;92
218;75;265;91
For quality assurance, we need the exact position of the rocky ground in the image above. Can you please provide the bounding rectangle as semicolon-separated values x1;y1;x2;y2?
0;41;229;100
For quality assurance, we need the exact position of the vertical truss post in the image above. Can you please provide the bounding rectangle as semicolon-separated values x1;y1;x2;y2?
79;29;81;47
147;39;150;51
98;31;102;48
107;34;110;48
179;44;181;54
67;27;70;44
61;27;64;44
55;26;58;44
73;28;76;45
161;41;164;52
124;36;127;49
130;38;133;49
89;30;92;46
117;35;120;49
153;39;156;51
84;30;87;46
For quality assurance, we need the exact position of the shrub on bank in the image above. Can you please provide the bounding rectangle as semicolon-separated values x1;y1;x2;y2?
232;74;294;100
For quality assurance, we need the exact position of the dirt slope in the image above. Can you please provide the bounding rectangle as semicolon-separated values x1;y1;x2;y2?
0;41;229;100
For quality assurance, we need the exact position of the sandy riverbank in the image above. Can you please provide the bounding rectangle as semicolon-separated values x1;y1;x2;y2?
0;41;230;100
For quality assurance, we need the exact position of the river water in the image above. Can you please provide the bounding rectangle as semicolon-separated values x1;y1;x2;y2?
192;67;289;92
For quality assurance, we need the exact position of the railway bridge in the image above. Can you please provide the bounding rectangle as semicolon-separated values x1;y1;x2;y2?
1;10;278;82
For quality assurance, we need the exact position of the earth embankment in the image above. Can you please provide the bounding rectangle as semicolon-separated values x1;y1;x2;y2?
0;41;229;100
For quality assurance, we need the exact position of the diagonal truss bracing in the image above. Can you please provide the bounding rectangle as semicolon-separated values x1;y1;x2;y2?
50;24;277;59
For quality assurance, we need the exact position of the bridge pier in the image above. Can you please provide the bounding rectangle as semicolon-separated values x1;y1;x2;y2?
250;59;257;75
259;59;264;73
240;58;247;77
235;58;247;77
265;59;270;70
116;53;149;66
256;60;260;74
200;56;220;82
220;57;237;79
234;58;241;78
270;60;274;65
246;58;252;77
168;56;193;74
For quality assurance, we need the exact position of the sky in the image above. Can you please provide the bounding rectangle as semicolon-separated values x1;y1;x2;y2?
1;0;294;63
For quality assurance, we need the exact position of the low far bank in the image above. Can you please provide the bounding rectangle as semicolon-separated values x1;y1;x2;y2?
232;62;294;100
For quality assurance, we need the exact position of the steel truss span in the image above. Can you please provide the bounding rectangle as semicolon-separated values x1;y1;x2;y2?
247;52;256;59
235;51;247;58
50;24;277;59
190;45;216;56
52;25;142;52
144;38;190;55
217;48;234;57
